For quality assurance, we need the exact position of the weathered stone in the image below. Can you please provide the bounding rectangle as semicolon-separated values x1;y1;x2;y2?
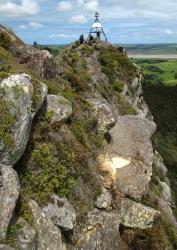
47;94;72;123
153;151;168;178
157;199;177;231
115;159;152;201
120;198;160;229
12;46;56;79
122;76;149;119
95;187;112;209
43;194;76;231
86;96;117;131
75;209;127;250
0;74;33;166
0;245;15;250
109;115;156;166
0;165;20;240
159;181;172;204
15;217;36;250
98;151;152;201
29;200;63;250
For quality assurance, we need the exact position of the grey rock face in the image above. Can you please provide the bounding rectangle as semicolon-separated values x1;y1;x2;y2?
86;96;117;131
43;194;76;231
75;209;127;250
122;76;149;119
115;159;151;201
110;115;156;166
29;200;63;250
12;46;56;79
47;94;72;123
15;217;36;250
0;74;33;166
153;151;168;178
95;187;112;209
120;198;160;229
0;165;20;240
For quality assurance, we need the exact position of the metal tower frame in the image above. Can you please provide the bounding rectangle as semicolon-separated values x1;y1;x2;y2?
87;12;107;42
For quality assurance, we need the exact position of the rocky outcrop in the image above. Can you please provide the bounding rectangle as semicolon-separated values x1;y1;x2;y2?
109;115;156;166
43;194;76;231
86;96;117;131
12;46;56;79
120;198;160;229
153;150;168;178
0;165;20;240
15;217;37;250
75;209;127;250
47;94;72;123
0;24;24;48
98;115;156;200
0;74;33;166
123;74;149;119
95;187;112;209
29;200;64;250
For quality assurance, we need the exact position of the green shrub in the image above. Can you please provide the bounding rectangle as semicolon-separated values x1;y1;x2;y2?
112;80;124;92
81;44;94;56
0;32;11;49
0;87;18;150
20;143;75;205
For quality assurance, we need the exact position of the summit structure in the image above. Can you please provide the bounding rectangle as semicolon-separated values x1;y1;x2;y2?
87;12;107;42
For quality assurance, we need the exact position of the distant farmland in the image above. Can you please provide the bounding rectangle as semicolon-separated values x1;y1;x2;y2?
123;44;177;55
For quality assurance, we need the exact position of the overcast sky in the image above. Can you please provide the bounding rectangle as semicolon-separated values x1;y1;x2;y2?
1;0;177;44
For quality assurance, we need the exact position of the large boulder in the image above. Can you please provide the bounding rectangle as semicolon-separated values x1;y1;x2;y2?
15;217;37;250
75;209;127;250
86;96;117;131
0;74;33;165
47;94;72;123
29;200;64;250
109;115;156;166
120;198;160;229
43;194;76;231
98;151;152;201
115;159;152;201
12;46;56;79
0;165;20;240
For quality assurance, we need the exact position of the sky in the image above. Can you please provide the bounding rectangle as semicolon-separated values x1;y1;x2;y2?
1;0;177;44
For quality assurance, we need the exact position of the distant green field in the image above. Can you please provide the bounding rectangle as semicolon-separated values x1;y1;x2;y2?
123;44;177;55
137;59;177;217
134;59;177;86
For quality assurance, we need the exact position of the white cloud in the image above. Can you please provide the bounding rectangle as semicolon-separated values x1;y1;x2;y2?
49;33;76;38
165;29;173;35
78;0;99;12
28;22;43;30
19;24;27;30
70;15;87;24
84;0;99;12
58;1;72;12
0;0;40;18
19;22;43;30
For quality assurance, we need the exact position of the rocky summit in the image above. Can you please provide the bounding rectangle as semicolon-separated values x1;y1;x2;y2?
0;25;177;250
